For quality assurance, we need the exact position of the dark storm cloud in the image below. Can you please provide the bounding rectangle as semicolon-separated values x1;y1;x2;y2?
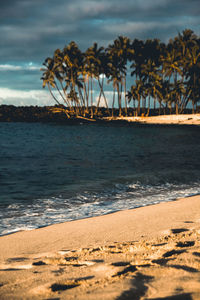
0;0;200;105
1;0;200;63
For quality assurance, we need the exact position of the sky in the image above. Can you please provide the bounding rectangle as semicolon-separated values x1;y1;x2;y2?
0;0;200;107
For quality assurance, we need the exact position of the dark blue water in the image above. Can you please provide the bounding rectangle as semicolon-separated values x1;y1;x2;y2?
1;122;200;235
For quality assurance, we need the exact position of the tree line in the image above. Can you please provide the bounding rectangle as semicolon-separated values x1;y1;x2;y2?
41;29;200;118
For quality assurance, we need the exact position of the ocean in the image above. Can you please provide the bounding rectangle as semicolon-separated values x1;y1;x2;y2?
0;121;200;235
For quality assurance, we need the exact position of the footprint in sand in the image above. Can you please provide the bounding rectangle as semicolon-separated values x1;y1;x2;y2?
50;276;94;292
162;249;186;258
32;260;47;266
6;257;29;263
192;251;200;257
176;241;195;248
90;261;137;279
51;268;65;275
112;265;137;277
152;258;173;265
152;242;167;247
51;282;80;292
171;228;189;234
111;262;130;267
167;264;198;273
184;221;194;224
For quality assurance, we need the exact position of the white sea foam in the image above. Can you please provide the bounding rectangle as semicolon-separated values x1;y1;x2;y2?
1;226;36;236
1;182;200;236
7;204;20;209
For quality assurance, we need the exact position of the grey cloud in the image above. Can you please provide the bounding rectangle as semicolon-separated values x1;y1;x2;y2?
1;0;200;59
0;68;41;90
1;0;200;103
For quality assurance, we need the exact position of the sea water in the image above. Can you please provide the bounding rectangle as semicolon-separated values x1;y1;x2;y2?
0;122;200;235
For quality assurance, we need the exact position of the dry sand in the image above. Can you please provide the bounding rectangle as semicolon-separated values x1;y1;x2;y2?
0;195;200;299
105;114;200;125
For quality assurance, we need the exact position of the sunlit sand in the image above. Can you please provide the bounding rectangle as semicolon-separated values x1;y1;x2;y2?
0;195;200;299
105;114;200;125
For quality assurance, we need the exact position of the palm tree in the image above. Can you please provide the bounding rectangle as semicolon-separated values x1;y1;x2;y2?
141;60;158;114
84;43;105;118
173;29;198;98
131;39;145;81
174;29;197;59
185;44;200;112
106;47;123;116
41;57;72;117
162;42;182;82
161;41;183;111
107;36;133;116
84;44;110;116
62;41;83;116
52;48;73;110
127;79;145;116
158;79;170;114
127;86;137;116
41;58;60;104
130;39;146;112
41;29;200;118
134;39;161;115
172;80;186;114
148;74;162;115
115;36;134;116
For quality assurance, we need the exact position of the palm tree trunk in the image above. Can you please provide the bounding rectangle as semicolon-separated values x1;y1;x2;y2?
124;75;128;116
47;83;61;105
96;77;109;115
98;78;110;115
117;84;121;117
176;103;178;115
159;102;161;115
55;81;67;106
137;95;140;116
90;77;93;118
78;86;85;115
83;81;88;115
86;77;90;114
120;82;123;116
47;83;70;118
83;76;88;114
143;98;146;115
192;100;195;114
112;88;116;117
95;90;102;114
60;81;72;111
147;95;150;116
133;99;136;116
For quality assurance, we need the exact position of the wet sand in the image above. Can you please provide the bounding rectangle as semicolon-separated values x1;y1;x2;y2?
0;195;200;299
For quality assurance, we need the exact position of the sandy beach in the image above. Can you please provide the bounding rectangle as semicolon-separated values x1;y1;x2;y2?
105;114;200;125
0;195;200;299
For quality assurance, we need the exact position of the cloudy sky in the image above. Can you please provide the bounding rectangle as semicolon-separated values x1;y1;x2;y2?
0;0;200;106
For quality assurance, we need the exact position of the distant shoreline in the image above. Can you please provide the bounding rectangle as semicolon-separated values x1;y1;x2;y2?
0;105;200;125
